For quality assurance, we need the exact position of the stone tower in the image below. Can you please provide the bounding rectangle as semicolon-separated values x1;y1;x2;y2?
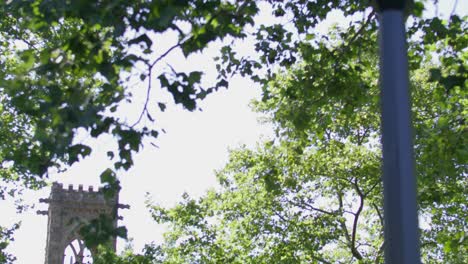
37;182;129;264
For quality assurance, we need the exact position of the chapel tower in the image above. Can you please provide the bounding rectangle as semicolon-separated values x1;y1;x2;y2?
37;182;129;264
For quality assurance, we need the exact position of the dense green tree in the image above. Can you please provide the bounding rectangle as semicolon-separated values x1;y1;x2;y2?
0;0;259;184
149;50;466;262
0;0;466;262
0;0;259;258
146;2;466;264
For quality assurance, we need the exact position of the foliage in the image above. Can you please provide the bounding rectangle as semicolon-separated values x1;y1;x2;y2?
0;0;466;262
0;0;259;184
0;0;259;256
145;1;466;264
0;223;19;264
79;214;128;249
93;244;158;264
148;142;383;263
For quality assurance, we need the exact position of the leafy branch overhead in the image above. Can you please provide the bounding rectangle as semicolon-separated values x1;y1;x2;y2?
0;0;259;181
0;2;259;255
0;0;466;263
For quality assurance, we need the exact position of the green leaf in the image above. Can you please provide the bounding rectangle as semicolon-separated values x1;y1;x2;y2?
158;102;166;112
128;34;153;49
429;68;441;81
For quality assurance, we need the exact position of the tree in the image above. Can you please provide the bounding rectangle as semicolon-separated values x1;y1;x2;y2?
0;0;259;258
0;0;466;262
149;55;467;263
0;0;259;185
0;224;19;264
146;2;467;263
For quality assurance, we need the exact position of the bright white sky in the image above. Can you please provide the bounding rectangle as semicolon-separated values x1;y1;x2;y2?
1;1;465;263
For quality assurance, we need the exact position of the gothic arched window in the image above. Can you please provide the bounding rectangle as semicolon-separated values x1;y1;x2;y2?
63;239;93;264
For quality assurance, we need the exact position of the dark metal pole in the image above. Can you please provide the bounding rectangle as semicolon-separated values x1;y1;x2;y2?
378;3;421;263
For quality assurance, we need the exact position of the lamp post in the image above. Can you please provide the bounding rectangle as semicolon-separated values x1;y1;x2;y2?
375;0;421;263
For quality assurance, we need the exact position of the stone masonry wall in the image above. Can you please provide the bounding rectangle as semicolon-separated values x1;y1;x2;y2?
38;182;127;264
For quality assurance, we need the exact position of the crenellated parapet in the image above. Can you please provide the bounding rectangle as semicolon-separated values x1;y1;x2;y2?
38;182;129;215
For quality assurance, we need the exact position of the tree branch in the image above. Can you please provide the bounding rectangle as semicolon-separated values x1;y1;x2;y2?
131;2;240;127
131;34;191;128
337;191;352;246
450;0;459;17
131;64;153;128
374;241;385;264
273;208;288;223
364;180;380;197
311;254;332;264
356;126;371;146
289;199;335;216
350;179;364;260
149;41;184;68
372;202;384;228
332;10;376;56
148;0;244;69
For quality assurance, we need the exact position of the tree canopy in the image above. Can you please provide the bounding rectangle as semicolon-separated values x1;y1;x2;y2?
0;0;466;263
145;9;466;262
0;0;259;186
